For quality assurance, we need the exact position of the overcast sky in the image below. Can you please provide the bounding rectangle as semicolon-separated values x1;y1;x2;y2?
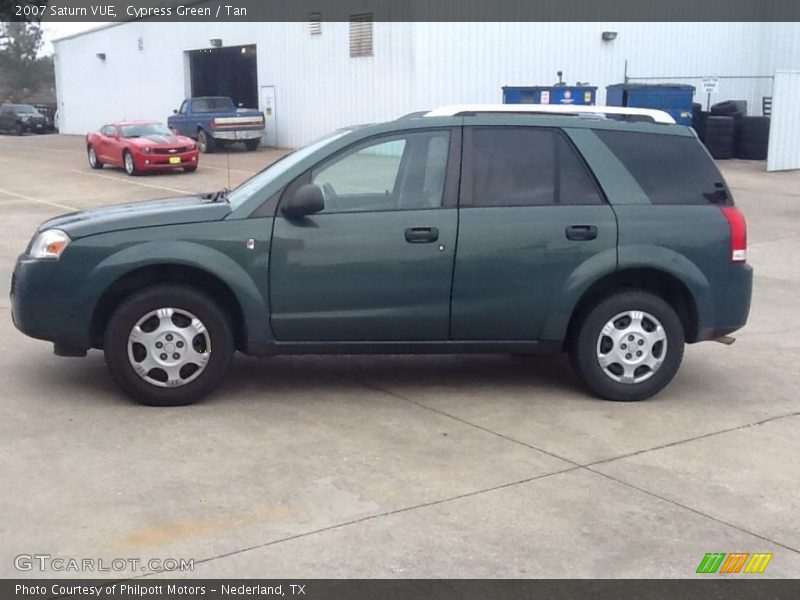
40;22;111;54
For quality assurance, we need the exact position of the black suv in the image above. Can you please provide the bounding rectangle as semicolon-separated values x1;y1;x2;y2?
0;104;47;135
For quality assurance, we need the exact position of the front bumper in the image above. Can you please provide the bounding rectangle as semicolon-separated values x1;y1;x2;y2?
134;150;199;171
10;255;88;353
21;119;46;133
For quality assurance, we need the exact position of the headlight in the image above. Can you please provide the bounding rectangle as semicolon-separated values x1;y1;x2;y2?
142;147;152;154
21;115;30;121
29;229;70;259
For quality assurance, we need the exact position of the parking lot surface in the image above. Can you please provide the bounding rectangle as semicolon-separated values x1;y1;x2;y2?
1;134;798;578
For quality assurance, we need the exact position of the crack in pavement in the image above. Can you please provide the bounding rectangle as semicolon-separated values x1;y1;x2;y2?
137;464;583;579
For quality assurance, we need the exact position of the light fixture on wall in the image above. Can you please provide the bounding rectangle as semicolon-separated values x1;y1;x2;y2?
96;52;106;60
209;38;222;48
602;31;618;42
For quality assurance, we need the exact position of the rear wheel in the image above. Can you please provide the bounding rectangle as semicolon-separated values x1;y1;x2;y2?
570;291;684;401
197;130;215;153
244;138;260;151
123;150;138;176
104;285;234;406
87;145;103;169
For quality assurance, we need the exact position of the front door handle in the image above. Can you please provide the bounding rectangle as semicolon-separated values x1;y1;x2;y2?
405;227;439;243
565;225;598;241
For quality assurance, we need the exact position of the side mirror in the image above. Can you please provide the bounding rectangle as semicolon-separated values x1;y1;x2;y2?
281;184;325;218
173;109;178;114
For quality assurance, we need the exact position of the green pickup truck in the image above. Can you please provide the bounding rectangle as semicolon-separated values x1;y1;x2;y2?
11;105;752;406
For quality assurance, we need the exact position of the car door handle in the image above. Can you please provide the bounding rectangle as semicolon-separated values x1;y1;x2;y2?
565;225;598;241
405;227;439;243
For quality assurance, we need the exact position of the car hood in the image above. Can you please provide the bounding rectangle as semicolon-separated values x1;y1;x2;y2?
38;196;231;239
129;134;191;147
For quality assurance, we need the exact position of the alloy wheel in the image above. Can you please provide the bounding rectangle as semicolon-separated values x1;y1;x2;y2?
127;307;211;388
596;310;667;384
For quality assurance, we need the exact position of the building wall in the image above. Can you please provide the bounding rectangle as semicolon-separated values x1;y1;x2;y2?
54;22;800;147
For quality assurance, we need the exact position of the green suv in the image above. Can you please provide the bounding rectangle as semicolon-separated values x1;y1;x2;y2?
11;106;752;406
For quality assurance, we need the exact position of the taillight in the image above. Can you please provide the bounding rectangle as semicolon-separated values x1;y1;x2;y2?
720;206;747;263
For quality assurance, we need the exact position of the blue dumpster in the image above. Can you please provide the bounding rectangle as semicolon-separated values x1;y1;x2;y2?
503;85;597;106
606;83;695;126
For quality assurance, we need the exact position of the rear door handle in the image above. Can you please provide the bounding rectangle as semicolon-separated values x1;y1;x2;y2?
405;227;439;243
565;225;598;241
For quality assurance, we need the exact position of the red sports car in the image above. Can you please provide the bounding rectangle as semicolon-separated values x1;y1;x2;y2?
86;121;199;176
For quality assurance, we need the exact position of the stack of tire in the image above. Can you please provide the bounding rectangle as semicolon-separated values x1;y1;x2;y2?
703;100;747;160
735;116;770;160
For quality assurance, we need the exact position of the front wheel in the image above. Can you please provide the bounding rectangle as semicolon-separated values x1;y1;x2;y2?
103;285;234;406
570;291;684;402
15;122;24;136
87;145;103;169
244;138;260;151
123;150;138;176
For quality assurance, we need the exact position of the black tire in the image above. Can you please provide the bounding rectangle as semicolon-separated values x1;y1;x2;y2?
710;100;747;116
704;115;735;135
738;116;770;144
570;291;685;402
103;285;234;406
87;145;104;169
15;122;24;136
123;150;138;176
183;166;198;173
705;141;734;160
197;129;215;153
244;138;260;151
735;141;768;160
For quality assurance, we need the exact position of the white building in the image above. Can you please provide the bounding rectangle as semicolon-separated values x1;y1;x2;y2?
53;21;800;148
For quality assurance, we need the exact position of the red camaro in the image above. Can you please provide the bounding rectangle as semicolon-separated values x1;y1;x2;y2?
86;121;199;176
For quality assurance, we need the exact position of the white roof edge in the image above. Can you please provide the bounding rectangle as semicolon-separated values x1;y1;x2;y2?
425;104;676;124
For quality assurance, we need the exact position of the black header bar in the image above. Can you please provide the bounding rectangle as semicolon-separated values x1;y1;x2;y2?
2;0;800;23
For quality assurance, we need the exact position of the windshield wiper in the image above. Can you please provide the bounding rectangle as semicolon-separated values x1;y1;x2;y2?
204;187;230;203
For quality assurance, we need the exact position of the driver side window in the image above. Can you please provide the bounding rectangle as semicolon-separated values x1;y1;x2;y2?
311;130;451;213
101;125;116;137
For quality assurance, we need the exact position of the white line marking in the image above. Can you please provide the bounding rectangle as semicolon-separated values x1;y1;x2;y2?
0;187;77;211
68;169;194;195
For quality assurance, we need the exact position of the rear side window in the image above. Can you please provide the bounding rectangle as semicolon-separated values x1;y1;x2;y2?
467;127;603;207
595;130;730;205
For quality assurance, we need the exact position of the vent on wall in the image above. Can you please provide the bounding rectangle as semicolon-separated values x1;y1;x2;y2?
137;36;143;51
309;12;321;35
349;13;373;57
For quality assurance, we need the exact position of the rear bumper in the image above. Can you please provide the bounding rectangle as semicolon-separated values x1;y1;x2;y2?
695;263;753;342
212;129;263;141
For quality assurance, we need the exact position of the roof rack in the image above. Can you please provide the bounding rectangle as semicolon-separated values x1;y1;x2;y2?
425;104;676;124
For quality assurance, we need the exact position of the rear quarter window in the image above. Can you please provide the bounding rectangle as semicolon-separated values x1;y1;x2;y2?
595;130;730;205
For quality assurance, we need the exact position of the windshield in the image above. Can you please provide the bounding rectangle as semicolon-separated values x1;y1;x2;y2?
227;129;351;209
15;105;39;114
120;123;172;138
